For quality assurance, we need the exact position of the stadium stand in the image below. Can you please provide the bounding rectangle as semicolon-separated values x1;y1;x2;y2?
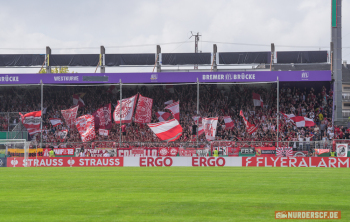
0;82;337;150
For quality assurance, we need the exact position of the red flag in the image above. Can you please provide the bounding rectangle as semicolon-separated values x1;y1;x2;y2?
61;106;78;130
113;95;138;124
19;111;41;135
155;111;171;122
73;93;85;107
135;95;153;123
75;115;96;142
165;101;180;121
92;104;112;129
49;118;62;127
198;124;204;136
290;116;315;127
147;119;183;142
252;93;263;107
202;117;218;141
223;116;234;129
239;110;257;134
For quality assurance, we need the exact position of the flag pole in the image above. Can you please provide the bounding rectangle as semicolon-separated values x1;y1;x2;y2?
40;80;43;148
197;78;199;147
119;79;122;148
277;76;279;149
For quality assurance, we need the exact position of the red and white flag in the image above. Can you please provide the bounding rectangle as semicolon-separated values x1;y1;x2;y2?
135;95;153;123
165;101;180;121
75;115;96;142
281;113;296;119
49;118;62;127
198;124;204;136
276;147;293;157
92;104;112;129
73;93;85;107
239;110;257;134
61;106;79;130
147;119;183;142
252;93;263;107
113;95;138;124
19;111;41;135
192;116;202;124
223;116;234;129
290;116;315;127
164;100;174;105
156;111;171;122
99;129;109;136
202;117;218;141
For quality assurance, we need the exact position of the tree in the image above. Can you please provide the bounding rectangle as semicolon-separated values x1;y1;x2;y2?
39;66;76;73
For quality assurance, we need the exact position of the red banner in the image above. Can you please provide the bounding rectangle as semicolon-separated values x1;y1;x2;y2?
43;148;75;156
228;147;240;157
255;147;276;157
92;104;112;129
242;157;350;168
117;148;158;157
158;147;179;156
7;157;123;167
179;148;197;156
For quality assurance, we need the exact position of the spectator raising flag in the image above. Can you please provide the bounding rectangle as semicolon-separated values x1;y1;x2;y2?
239;110;257;134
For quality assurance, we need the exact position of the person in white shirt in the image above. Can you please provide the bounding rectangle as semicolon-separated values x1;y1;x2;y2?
304;133;311;152
103;151;110;157
298;134;304;151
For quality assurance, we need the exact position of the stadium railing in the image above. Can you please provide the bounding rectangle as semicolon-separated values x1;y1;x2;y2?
35;140;331;150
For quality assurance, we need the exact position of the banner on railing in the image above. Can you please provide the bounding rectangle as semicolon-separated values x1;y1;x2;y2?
0;158;7;167
43;148;75;156
117;148;158;157
7;157;123;167
336;144;348;157
255;147;276;157
242;157;350;168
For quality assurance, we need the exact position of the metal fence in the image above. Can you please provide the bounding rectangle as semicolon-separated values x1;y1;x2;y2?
34;140;331;151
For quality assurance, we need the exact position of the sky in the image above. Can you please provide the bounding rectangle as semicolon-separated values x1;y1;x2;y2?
0;0;349;73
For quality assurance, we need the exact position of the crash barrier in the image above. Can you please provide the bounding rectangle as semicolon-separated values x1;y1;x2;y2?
5;157;350;168
35;141;332;150
4;141;345;158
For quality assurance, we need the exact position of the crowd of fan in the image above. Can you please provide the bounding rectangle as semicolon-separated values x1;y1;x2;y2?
0;83;345;148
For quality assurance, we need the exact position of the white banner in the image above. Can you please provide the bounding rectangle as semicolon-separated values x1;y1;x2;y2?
123;157;242;167
336;144;348;157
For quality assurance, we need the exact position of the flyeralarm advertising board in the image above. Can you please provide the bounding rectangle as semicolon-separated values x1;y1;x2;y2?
242;157;350;168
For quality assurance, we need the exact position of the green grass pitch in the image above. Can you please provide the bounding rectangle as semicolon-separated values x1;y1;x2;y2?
0;167;349;222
